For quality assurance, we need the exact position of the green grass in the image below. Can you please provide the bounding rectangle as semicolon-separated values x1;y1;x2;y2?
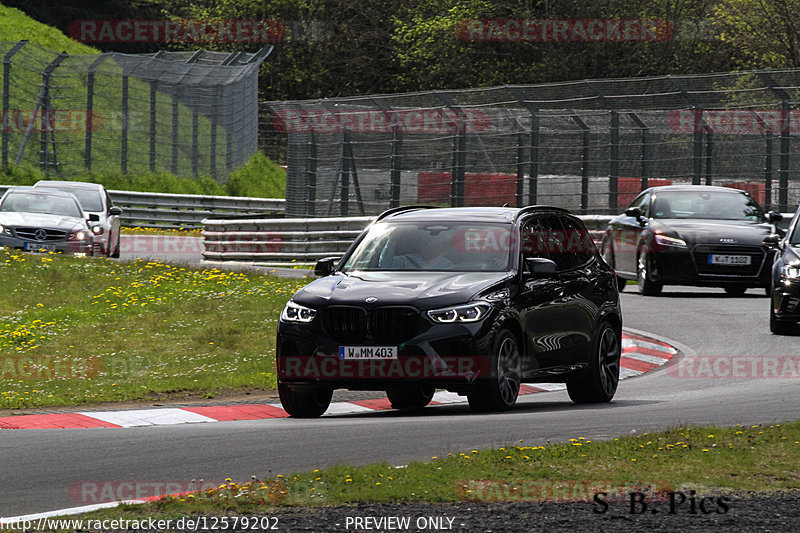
0;247;310;409
0;151;288;198
64;421;800;523
0;4;98;55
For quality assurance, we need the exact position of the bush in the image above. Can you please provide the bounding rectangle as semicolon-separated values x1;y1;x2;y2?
225;152;286;198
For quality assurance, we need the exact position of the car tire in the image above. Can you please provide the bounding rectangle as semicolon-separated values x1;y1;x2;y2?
110;236;121;258
637;247;662;296
278;382;333;418
567;321;621;403
724;285;747;296
770;301;796;335
386;384;435;411
468;329;521;413
601;235;626;292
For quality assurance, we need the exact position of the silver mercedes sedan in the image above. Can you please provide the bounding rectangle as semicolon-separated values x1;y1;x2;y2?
0;187;97;256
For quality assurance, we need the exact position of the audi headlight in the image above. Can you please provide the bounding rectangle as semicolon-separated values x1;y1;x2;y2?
281;301;317;323
781;265;800;279
654;233;687;248
428;303;490;323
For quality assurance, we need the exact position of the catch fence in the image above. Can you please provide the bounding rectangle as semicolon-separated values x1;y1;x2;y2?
1;40;270;180
261;69;800;216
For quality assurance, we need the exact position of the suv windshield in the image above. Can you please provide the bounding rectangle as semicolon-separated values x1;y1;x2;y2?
342;221;512;272
651;191;763;221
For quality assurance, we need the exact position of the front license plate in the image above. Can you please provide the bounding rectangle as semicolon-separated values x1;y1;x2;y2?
709;254;751;265
24;242;55;253
339;346;398;360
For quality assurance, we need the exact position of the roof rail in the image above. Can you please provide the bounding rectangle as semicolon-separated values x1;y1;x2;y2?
514;205;571;220
375;205;438;222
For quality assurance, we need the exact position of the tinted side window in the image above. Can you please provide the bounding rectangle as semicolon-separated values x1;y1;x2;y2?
558;216;594;268
538;215;576;271
520;217;550;270
629;192;650;217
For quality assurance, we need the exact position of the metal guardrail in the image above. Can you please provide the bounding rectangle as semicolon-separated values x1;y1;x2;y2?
201;215;615;266
202;213;795;266
0;186;286;229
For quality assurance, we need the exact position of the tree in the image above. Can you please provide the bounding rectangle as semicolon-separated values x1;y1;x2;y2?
714;0;800;68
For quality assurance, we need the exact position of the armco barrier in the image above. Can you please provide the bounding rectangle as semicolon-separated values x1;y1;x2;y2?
202;216;374;263
0;186;285;229
201;214;615;266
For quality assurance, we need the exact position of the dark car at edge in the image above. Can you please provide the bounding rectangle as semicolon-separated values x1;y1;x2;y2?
275;206;622;417
601;185;782;296
764;209;800;334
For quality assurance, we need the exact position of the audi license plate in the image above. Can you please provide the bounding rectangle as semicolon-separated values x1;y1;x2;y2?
339;346;398;360
709;254;751;265
24;242;55;253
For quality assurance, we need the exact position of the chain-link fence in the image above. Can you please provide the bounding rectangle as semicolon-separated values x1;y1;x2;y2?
261;69;800;217
1;41;271;180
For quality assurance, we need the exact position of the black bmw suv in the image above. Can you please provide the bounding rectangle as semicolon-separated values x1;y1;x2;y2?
276;206;622;417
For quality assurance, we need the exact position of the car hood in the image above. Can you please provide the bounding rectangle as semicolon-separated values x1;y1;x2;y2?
649;219;774;246
0;212;87;231
293;271;511;310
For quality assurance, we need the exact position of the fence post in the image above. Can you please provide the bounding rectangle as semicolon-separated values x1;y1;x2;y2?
121;72;128;174
609;110;619;213
149;81;157;172
171;86;179;174
390;125;403;208
515;124;525;207
340;131;351;216
2;40;27;171
210;85;219;179
692;107;704;185
84;53;109;170
305;132;317;216
704;129;712;186
529;108;539;205
450;115;466;207
570;112;590;214
779;100;790;212
628;112;649;190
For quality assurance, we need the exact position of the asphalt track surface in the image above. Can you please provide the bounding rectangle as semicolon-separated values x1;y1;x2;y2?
3;246;800;523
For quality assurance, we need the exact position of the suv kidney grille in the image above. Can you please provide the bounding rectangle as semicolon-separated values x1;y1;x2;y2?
322;306;422;343
322;306;367;342
370;307;421;343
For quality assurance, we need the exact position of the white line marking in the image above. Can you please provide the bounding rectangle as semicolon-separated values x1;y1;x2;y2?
622;352;671;365
77;408;216;428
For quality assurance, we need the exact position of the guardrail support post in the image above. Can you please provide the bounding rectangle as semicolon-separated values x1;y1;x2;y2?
1;40;27;171
515;122;525;207
766;129;774;210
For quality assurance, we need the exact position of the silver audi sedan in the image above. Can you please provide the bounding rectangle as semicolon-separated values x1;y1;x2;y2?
0;187;97;256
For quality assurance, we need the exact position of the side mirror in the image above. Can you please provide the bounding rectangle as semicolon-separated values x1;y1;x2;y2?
524;257;557;277
763;234;783;250
766;211;783;223
109;206;123;216
314;256;341;277
87;213;100;222
625;206;642;219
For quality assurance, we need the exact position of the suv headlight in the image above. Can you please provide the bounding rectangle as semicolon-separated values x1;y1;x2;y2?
281;301;317;323
781;265;800;279
428;303;490;323
654;233;687;247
